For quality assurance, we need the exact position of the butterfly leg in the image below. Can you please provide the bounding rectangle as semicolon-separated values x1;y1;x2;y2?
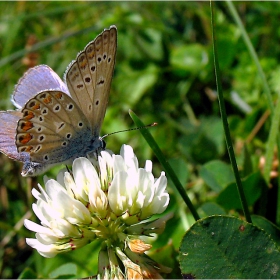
86;151;99;166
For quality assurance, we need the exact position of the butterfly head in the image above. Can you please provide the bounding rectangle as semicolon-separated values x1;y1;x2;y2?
21;162;43;177
19;152;47;177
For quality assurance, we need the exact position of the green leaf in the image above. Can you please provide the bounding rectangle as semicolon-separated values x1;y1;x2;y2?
115;64;158;110
18;267;38;279
171;44;208;74
200;160;235;192
264;95;280;184
216;171;264;210
200;202;227;216
242;144;254;177
168;158;189;189
179;215;280;278
49;263;77;279
252;214;280;246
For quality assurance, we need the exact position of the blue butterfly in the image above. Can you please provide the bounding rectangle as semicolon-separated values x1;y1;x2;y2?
0;26;117;176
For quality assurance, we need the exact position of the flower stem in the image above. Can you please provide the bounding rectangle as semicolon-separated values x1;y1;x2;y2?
210;1;252;223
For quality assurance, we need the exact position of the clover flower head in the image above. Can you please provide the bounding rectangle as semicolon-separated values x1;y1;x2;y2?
25;144;171;278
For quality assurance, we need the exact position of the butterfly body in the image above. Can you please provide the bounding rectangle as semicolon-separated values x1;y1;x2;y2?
0;26;117;176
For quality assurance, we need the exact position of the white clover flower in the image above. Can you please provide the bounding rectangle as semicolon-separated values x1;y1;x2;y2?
24;144;171;278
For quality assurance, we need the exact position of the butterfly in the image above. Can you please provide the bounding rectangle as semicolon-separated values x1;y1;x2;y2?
0;25;117;176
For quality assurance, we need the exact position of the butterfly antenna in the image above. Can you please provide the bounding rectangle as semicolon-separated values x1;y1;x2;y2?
65;165;72;175
101;122;158;139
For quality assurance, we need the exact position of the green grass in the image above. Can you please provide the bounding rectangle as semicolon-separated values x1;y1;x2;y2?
1;2;280;278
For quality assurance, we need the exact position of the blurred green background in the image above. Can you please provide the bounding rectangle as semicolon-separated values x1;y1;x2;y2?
0;1;280;278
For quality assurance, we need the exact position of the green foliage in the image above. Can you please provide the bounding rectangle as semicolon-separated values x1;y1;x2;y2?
179;216;280;278
1;1;280;279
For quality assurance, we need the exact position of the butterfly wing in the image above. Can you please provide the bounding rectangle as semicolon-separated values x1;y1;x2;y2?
13;65;69;108
0;110;23;161
16;90;95;165
65;25;117;137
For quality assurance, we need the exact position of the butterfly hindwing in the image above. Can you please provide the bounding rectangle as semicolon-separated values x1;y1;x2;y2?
65;25;117;136
16;90;92;164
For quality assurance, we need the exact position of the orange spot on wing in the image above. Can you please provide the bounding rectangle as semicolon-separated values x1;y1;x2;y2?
21;121;34;131
19;133;33;144
87;49;95;59
24;111;35;120
79;59;87;69
55;92;63;99
25;146;33;152
32;103;40;110
43;95;52;104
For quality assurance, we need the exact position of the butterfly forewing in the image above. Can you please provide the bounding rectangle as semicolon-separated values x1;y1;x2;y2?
0;111;23;161
16;90;92;164
13;65;69;108
65;26;117;136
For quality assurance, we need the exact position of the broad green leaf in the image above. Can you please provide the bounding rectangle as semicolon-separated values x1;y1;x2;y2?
171;44;208;74
199;202;227;216
200;117;225;156
18;267;37;279
190;135;218;164
242;144;254;177
200;160;235;192
49;263;77;279
168;158;189;189
179;215;280;278
115;63;158;110
216;171;264;210
252;215;280;246
178;116;224;164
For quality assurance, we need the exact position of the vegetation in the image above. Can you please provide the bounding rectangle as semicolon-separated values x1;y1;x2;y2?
0;2;280;278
